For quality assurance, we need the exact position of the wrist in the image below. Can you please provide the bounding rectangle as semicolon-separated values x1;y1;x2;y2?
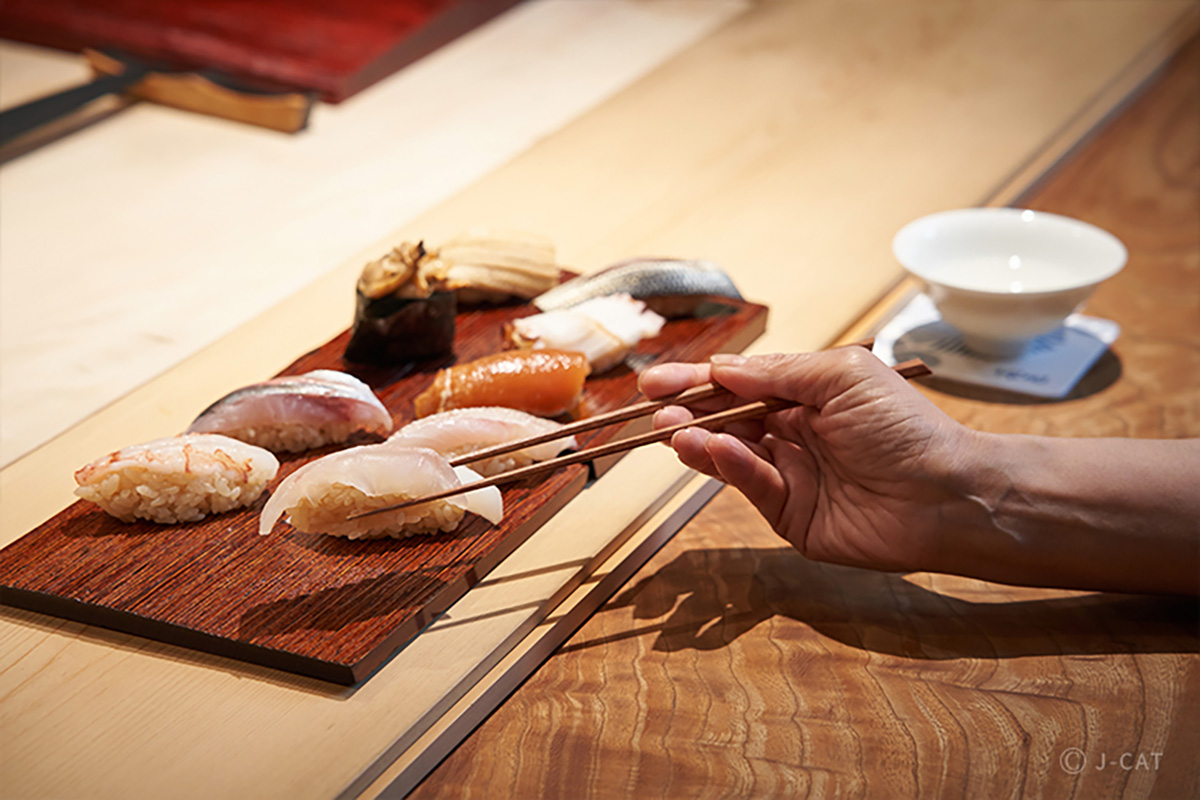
919;429;1028;581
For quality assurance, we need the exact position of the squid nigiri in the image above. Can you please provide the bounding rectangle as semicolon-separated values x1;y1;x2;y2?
187;369;392;452
388;406;577;476
414;349;590;418
505;293;665;372
258;444;502;539
75;434;279;524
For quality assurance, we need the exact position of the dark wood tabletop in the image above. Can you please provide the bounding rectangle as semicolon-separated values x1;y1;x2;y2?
411;33;1200;800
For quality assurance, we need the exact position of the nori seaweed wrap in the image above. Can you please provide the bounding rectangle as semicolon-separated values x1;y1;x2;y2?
344;241;457;365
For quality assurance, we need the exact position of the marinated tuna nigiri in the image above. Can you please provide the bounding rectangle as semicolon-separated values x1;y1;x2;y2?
388;407;577;476
506;293;665;372
75;434;279;524
414;349;590;418
187;369;393;452
258;444;502;539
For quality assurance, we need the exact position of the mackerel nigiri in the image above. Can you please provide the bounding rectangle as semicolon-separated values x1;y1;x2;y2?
388;407;577;476
258;444;502;539
187;369;392;453
532;258;742;316
414;350;590;419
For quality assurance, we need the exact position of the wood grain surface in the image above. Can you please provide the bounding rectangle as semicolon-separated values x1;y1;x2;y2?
409;31;1200;800
0;295;766;684
0;0;524;101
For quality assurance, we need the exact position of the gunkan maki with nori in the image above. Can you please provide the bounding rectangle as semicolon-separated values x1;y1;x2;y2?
344;241;457;365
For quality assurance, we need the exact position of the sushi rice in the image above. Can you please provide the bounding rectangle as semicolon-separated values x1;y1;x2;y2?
219;420;371;454
278;483;468;539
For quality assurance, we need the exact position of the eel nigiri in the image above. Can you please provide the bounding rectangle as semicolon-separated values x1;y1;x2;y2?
187;369;393;453
258;444;502;539
414;349;590;419
75;434;279;524
505;293;665;372
388;407;577;476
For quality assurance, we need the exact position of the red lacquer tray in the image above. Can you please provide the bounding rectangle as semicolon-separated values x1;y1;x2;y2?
0;295;767;684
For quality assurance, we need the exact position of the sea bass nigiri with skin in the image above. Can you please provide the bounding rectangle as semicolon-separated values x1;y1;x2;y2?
258;444;502;539
388;407;577;476
414;349;590;419
187;369;393;452
506;293;665;372
75;434;279;524
532;258;742;316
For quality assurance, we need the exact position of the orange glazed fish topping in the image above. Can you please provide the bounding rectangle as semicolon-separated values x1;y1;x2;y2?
414;349;590;418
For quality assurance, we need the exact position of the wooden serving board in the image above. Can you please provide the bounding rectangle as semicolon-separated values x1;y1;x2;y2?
0;295;766;685
0;0;524;102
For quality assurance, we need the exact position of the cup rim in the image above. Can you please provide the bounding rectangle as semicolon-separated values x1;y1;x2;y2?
892;207;1127;297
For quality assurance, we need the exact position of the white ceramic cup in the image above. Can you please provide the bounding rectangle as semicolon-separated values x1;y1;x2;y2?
892;208;1127;357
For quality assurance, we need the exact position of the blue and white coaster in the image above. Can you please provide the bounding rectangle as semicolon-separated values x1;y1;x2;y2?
873;293;1120;398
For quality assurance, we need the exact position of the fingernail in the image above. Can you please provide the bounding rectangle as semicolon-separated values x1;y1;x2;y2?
673;427;710;447
710;353;746;366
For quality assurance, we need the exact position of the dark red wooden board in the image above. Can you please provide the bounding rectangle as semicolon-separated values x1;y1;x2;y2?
0;0;525;102
0;294;767;684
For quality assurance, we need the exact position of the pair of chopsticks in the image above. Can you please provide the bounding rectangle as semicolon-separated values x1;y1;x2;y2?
346;352;931;520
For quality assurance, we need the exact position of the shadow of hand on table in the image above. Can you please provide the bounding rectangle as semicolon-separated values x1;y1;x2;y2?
563;546;1199;660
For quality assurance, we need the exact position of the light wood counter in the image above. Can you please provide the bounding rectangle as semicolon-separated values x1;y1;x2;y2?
2;2;1198;798
0;0;747;466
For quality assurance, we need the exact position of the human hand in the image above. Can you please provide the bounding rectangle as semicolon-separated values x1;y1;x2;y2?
638;347;973;573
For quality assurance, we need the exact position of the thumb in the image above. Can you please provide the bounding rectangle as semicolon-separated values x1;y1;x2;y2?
710;347;894;409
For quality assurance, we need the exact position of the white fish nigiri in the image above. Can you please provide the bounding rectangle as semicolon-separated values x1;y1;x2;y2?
258;444;502;539
75;434;279;524
387;406;577;476
506;293;665;372
187;369;393;453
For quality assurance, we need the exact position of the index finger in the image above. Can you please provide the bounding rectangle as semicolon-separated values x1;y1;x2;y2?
637;360;712;399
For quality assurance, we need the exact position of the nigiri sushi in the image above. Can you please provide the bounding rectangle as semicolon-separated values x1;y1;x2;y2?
75;434;279;524
388;407;577;476
187;369;393;452
344;241;458;365
258;444;502;539
414;349;590;418
532;258;743;316
438;229;561;303
505;293;665;372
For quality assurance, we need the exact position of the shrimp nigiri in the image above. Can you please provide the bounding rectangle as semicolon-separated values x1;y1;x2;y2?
75;434;279;524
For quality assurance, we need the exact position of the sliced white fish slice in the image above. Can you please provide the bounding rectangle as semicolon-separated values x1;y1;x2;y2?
569;294;666;345
258;444;502;539
508;293;664;372
388;406;577;472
